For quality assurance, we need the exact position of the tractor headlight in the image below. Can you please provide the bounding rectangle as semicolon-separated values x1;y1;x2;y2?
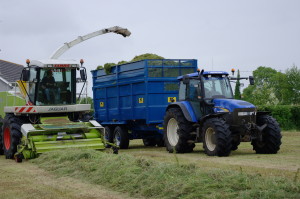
238;112;255;116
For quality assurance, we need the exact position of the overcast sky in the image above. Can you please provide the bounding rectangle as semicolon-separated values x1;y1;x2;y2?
1;0;299;95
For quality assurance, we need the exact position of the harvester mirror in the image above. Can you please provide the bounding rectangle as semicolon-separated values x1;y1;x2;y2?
80;69;87;81
182;75;190;84
21;69;30;81
249;76;254;85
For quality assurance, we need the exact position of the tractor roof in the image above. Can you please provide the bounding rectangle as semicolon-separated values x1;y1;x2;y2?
29;59;80;68
177;71;229;80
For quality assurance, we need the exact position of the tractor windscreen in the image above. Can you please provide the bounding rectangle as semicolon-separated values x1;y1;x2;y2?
36;68;76;105
203;76;233;99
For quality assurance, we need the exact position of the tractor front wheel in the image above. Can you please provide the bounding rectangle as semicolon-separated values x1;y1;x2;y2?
2;115;23;159
252;115;282;154
163;108;195;153
113;126;129;149
202;117;232;156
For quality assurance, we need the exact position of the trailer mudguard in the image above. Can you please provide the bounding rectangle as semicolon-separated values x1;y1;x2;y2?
166;102;198;123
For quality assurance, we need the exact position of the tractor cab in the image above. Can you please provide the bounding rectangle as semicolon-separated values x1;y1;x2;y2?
20;59;87;106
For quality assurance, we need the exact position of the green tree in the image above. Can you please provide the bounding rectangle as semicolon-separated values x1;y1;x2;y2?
242;66;280;105
131;53;164;62
234;70;241;99
286;65;300;104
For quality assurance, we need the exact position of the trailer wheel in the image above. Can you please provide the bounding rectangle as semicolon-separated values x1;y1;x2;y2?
164;108;195;153
143;138;156;146
2;115;23;159
113;126;129;149
202;117;232;156
252;115;282;154
104;126;114;148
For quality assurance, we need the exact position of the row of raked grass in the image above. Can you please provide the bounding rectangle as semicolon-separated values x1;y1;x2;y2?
32;148;300;199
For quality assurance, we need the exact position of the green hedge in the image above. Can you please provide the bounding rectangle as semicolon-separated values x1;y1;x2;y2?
258;105;300;130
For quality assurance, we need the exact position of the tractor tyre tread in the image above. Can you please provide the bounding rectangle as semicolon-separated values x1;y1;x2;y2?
202;117;232;157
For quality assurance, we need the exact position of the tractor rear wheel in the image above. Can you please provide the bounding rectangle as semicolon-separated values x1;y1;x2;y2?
164;108;195;153
202;117;232;156
104;126;114;148
113;126;129;149
252;115;282;154
2;114;23;159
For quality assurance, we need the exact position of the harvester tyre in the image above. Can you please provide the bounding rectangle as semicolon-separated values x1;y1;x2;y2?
104;126;114;148
252;115;282;154
113;126;129;149
202;117;232;156
163;108;195;153
2;115;22;159
0;125;4;155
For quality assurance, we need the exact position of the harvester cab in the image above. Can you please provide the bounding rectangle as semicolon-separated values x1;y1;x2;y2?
0;59;113;162
164;69;282;156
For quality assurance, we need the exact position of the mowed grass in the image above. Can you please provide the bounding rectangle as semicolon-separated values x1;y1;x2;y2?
32;131;300;199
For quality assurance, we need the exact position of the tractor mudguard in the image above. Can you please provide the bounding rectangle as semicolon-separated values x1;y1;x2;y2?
166;102;197;123
199;112;229;126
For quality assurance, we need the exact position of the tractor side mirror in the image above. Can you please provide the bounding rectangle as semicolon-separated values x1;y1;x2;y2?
21;69;30;81
249;76;254;85
182;75;190;84
80;69;87;82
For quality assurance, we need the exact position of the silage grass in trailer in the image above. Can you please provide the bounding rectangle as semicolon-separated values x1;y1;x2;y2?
32;149;300;199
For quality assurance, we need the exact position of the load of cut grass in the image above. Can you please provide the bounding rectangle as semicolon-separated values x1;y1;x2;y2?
32;149;299;199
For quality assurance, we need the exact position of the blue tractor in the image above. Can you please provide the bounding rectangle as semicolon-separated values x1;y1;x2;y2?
163;70;282;156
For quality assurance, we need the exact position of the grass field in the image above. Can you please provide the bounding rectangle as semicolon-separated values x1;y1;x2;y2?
0;131;299;199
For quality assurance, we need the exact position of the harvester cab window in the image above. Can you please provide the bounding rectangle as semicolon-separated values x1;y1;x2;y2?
36;68;75;105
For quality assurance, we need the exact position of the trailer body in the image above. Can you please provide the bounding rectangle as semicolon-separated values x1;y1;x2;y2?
92;59;197;147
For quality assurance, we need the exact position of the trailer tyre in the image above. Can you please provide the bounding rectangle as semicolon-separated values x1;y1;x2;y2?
113;126;129;149
202;117;232;156
252;115;282;154
104;126;114;148
2;115;22;159
164;108;195;153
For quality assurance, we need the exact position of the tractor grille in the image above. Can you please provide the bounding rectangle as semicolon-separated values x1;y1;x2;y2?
232;108;256;126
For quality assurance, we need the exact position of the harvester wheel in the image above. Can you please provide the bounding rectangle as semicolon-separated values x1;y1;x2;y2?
2;115;23;159
113;126;129;149
202;117;232;156
252;115;282;154
0;125;4;155
104;126;114;148
164;108;195;153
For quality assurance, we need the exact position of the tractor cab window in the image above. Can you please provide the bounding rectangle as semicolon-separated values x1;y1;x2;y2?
188;79;201;101
36;68;76;105
203;76;233;99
